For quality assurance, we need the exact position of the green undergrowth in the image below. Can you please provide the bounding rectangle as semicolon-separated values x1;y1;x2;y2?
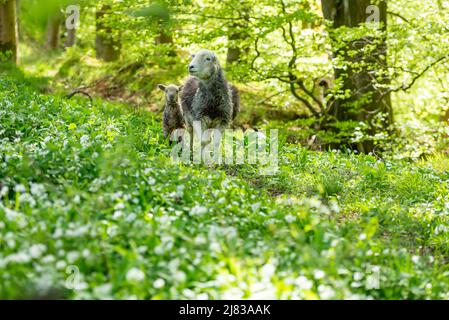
1;76;449;299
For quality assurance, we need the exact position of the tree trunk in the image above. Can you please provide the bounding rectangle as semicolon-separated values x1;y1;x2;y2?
64;27;76;48
16;0;21;40
226;28;246;65
155;28;175;56
440;108;449;123
0;0;18;63
45;13;63;50
321;0;392;153
96;5;120;62
226;11;250;66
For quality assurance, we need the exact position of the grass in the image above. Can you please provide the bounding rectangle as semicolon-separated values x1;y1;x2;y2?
1;75;449;299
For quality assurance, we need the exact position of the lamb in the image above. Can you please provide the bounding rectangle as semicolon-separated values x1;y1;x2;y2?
158;84;185;141
180;49;240;134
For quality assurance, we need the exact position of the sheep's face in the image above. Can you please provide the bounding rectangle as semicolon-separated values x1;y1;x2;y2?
188;49;218;80
158;84;180;104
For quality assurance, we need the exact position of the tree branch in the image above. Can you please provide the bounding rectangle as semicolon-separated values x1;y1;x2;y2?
257;89;290;105
377;54;449;102
297;79;325;111
289;83;320;117
387;11;410;23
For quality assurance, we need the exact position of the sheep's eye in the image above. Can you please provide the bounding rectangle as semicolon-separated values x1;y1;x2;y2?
191;54;195;59
205;57;211;61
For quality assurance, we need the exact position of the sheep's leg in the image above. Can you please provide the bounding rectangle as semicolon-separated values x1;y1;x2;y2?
191;120;204;164
187;126;195;163
212;125;224;165
202;121;227;166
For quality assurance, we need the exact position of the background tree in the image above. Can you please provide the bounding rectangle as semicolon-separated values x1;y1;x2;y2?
321;0;392;153
151;2;175;57
10;0;448;154
0;0;19;63
96;4;120;62
64;26;76;48
64;5;79;49
226;2;251;66
45;11;63;50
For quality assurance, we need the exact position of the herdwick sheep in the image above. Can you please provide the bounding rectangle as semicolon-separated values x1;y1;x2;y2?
180;49;240;135
158;84;185;142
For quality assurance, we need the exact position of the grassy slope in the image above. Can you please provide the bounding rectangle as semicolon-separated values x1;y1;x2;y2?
1;76;449;299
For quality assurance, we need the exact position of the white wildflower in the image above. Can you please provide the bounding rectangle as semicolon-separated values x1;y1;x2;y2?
4;207;19;220
125;213;136;222
222;287;244;300
0;186;8;198
153;278;165;289
82;249;91;258
114;202;125;210
353;272;364;281
318;285;335;299
30;183;45;196
7;252;31;264
14;184;26;193
173;271;186;283
80;135;89;146
112;210;123;219
29;244;47;259
191;205;208;216
56;260;67;270
209;242;221;252
194;235;207;245
126;268;145;282
197;293;209;300
42;255;56;264
67;251;80;263
93;283;113;298
313;270;326;280
261;263;276;278
295;276;313;290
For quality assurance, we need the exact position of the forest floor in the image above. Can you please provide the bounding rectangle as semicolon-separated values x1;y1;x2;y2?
1;69;449;299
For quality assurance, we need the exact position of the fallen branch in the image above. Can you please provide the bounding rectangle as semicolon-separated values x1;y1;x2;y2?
66;89;94;107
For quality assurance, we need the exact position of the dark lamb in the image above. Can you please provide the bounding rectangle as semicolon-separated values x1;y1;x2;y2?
158;84;185;141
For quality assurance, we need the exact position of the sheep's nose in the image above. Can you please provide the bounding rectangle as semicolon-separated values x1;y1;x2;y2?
189;64;194;71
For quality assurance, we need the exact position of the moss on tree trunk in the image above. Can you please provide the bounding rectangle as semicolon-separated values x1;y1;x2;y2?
45;13;63;50
95;5;120;62
321;0;393;153
0;0;18;63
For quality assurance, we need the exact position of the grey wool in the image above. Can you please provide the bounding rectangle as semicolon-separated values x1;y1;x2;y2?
180;49;240;132
158;84;185;140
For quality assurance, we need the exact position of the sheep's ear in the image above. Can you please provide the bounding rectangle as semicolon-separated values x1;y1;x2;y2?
158;84;166;91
